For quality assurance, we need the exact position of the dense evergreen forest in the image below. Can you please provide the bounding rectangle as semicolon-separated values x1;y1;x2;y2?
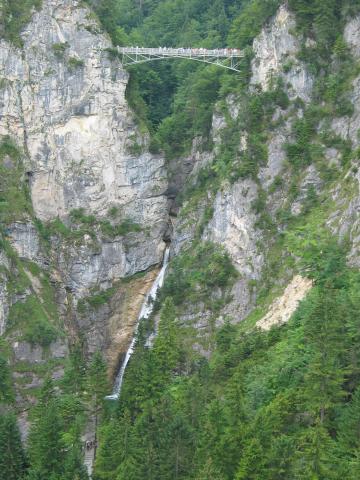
2;0;360;479
95;233;360;479
91;1;360;479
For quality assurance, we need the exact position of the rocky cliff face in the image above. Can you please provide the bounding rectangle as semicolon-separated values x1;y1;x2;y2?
168;4;360;344
169;5;315;333
250;5;313;101
1;0;167;224
0;0;169;422
3;0;360;442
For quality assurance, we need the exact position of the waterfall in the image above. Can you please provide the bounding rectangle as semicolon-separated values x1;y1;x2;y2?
106;246;170;400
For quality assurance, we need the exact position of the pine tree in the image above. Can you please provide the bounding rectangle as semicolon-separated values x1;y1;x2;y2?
338;386;360;452
219;368;246;476
0;353;14;403
62;445;88;480
95;410;132;479
314;0;339;46
152;297;180;391
156;402;193;480
87;350;110;436
195;458;226;480
344;277;360;390
27;378;64;479
0;413;26;480
293;423;338;479
61;343;87;395
302;287;347;424
87;351;109;410
116;454;140;480
235;437;266;480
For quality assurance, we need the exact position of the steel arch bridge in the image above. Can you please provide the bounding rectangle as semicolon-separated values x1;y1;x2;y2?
117;47;244;72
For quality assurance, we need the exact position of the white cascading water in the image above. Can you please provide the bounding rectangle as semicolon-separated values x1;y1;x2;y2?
105;246;170;400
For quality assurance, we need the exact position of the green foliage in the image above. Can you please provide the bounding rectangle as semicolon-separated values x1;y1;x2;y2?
69;208;141;238
38;209;141;244
289;0;342;48
228;0;281;48
90;0;247;144
0;414;27;480
0;349;15;404
68;56;84;69
61;343;87;395
87;351;110;415
99;218;142;237
77;286;116;313
10;346;91;479
156;66;225;158
0;0;42;46
52;42;68;58
42;218;72;239
285;105;326;169
285;219;347;284
8;295;59;347
161;241;238;307
95;231;360;479
70;208;97;225
27;378;88;480
27;378;65;479
0;136;32;224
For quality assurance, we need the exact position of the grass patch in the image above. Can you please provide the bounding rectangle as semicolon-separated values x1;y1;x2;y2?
68;56;85;69
0;136;32;224
77;286;116;313
52;42;69;58
8;295;59;347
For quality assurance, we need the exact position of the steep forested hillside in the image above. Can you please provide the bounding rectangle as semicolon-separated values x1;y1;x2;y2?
2;0;360;479
95;230;360;479
92;1;360;479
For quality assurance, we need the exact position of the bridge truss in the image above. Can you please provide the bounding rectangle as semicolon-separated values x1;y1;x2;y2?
117;47;244;72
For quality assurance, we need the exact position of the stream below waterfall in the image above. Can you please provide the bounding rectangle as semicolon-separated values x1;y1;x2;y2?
106;246;170;400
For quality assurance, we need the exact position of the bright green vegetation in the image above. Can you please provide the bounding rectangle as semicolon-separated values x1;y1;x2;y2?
0;414;27;480
68;56;85;69
44;208;141;240
77;285;116;313
0;0;42;46
93;229;360;480
26;377;87;479
0;236;32;295
1;238;62;347
0;136;32;224
0;340;15;404
8;295;59;347
228;0;280;47
161;242;238;308
34;208;141;247
25;353;108;480
99;218;142;237
51;42;69;57
0;345;110;480
87;0;360;161
3;0;360;479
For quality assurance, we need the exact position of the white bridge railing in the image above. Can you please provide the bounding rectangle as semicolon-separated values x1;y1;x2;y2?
117;47;244;72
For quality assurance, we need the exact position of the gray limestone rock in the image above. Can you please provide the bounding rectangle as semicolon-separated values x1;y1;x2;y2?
251;5;313;102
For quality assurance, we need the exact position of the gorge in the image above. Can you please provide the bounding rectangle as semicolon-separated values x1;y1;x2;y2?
2;0;360;479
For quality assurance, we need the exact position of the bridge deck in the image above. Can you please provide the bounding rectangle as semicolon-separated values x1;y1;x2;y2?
118;47;244;58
